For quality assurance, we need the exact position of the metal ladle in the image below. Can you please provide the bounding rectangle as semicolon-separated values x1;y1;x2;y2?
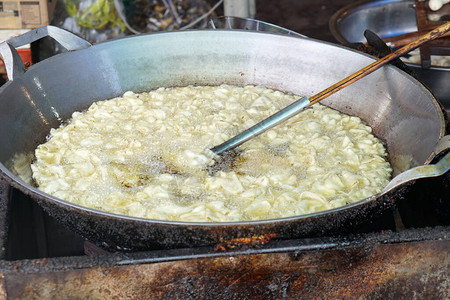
210;22;450;158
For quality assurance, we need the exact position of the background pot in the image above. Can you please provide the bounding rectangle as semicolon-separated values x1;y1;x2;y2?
329;0;450;109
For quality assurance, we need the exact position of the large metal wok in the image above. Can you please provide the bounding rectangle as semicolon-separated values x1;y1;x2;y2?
0;27;448;251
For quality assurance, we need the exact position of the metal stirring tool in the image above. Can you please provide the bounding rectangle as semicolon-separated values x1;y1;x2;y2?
210;22;450;156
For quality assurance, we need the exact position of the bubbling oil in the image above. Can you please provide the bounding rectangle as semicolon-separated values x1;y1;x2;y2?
30;85;392;222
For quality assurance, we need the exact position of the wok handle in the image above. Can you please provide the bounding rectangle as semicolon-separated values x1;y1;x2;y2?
382;135;450;193
0;26;91;81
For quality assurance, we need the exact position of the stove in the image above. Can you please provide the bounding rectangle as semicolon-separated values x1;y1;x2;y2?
0;1;448;298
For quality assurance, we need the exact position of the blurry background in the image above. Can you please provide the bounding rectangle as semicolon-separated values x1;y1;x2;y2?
42;0;356;43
